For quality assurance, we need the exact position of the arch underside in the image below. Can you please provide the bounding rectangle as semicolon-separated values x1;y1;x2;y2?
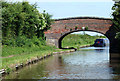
58;30;108;49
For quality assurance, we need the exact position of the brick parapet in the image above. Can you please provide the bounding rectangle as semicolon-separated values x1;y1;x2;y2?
44;17;112;39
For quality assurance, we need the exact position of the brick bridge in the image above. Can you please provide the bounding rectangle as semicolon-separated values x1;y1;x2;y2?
44;17;119;53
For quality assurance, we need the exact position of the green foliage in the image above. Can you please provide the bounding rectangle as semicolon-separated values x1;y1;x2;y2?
5;67;11;73
112;1;120;39
115;32;120;40
1;1;55;59
85;26;88;30
1;1;53;46
2;45;58;69
2;36;45;47
75;26;78;30
62;34;106;48
2;43;55;57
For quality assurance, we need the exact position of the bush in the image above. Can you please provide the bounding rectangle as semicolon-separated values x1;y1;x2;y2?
1;1;53;47
2;35;46;48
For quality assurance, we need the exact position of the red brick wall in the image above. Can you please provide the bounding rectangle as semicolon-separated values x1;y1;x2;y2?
45;17;112;36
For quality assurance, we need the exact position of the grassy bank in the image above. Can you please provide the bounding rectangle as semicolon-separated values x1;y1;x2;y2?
2;45;54;57
62;34;106;48
2;45;52;68
2;45;71;72
1;36;70;71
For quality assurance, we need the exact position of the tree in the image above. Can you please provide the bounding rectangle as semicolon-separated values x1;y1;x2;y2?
36;10;54;38
112;1;120;40
1;1;53;45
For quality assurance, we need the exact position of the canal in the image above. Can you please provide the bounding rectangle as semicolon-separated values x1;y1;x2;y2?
4;46;120;79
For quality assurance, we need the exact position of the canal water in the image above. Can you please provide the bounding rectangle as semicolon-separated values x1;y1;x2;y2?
4;46;119;79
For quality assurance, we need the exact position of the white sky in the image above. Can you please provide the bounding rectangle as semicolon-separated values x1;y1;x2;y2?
72;31;104;36
6;0;114;3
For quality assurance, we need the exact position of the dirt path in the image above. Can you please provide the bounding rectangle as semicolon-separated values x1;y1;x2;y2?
1;55;17;58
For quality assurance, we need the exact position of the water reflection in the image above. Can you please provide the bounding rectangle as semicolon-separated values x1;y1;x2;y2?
58;56;63;64
95;49;104;52
110;53;120;79
4;47;120;79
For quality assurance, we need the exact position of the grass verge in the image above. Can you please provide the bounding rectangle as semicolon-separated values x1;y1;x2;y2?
1;45;69;71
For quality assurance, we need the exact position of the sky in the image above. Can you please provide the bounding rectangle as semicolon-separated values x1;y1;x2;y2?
6;0;115;19
37;2;114;19
7;0;114;2
6;0;115;36
72;31;104;36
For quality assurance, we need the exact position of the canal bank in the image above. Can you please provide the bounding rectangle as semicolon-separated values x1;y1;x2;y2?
1;48;76;77
3;46;120;79
1;44;93;77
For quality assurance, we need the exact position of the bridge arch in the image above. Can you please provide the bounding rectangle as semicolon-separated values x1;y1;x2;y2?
44;17;119;53
58;30;109;49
